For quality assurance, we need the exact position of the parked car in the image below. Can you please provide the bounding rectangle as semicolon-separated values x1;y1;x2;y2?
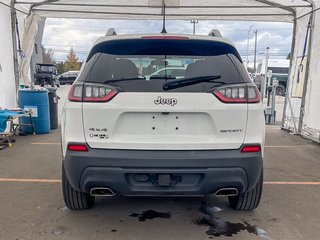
146;67;186;80
34;63;60;87
62;32;265;211
58;71;79;85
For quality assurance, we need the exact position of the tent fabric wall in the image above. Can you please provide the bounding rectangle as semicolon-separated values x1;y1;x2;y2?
282;15;310;132
283;2;320;142
19;13;40;86
300;8;320;141
1;0;320;141
0;1;16;108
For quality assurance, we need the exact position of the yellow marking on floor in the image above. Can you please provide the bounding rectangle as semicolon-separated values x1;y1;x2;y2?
265;145;306;148
0;178;61;183
31;142;60;145
264;181;320;185
0;178;320;185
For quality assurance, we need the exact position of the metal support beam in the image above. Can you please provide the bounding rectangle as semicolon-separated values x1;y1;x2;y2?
0;1;28;14
255;0;296;15
298;11;315;133
24;8;293;18
281;19;297;130
253;30;258;73
15;2;312;9
10;0;20;94
29;0;60;15
190;20;198;35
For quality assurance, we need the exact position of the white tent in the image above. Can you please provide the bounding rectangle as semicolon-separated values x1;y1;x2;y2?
0;0;319;142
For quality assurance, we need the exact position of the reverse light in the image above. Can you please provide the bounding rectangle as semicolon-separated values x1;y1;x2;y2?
68;83;118;102
68;84;83;102
68;144;88;152
241;145;261;153
213;84;260;103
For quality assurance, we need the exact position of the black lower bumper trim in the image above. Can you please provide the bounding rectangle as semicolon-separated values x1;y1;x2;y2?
63;148;263;196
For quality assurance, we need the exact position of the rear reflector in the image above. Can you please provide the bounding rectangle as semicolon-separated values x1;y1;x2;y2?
68;144;88;152
141;36;189;40
241;145;261;153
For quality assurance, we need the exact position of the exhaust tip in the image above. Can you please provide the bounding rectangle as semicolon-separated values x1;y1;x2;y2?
215;188;238;196
90;187;115;197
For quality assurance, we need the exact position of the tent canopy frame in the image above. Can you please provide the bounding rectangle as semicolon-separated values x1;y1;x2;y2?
5;0;319;141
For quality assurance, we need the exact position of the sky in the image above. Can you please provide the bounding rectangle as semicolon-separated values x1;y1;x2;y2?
42;18;293;66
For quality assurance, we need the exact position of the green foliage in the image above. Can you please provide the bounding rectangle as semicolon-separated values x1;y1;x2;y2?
55;62;65;74
64;48;81;71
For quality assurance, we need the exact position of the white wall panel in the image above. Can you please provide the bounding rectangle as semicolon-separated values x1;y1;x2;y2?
0;4;16;108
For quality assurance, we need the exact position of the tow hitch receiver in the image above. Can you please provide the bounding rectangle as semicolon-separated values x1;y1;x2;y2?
158;174;171;186
134;174;182;186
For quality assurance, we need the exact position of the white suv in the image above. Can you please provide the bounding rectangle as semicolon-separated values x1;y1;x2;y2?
61;33;265;211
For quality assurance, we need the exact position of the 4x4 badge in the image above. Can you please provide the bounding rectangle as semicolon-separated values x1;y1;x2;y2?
154;96;177;106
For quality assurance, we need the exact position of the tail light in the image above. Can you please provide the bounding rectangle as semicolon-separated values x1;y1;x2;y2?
68;144;88;152
241;145;261;153
213;84;260;103
68;83;118;102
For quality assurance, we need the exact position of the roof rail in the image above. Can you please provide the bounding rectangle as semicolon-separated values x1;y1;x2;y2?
208;29;222;37
106;28;117;36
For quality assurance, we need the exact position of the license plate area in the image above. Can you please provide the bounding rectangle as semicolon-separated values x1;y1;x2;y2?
147;112;184;133
115;112;215;136
127;173;203;187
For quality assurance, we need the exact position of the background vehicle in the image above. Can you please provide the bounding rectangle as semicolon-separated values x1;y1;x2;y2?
34;63;59;87
256;59;289;96
62;33;265;211
58;71;79;85
146;67;186;80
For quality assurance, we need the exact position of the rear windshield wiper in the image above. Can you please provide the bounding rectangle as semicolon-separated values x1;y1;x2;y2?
162;75;222;90
103;76;145;84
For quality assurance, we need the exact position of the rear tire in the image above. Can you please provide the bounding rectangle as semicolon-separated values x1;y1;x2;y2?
228;170;263;211
276;84;286;96
62;163;95;210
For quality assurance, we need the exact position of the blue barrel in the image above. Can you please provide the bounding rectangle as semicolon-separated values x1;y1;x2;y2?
18;89;50;134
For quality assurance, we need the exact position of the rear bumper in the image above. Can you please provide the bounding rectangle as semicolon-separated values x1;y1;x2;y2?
63;147;263;196
59;79;75;84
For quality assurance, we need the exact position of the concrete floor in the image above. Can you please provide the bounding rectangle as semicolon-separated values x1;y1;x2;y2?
0;86;319;240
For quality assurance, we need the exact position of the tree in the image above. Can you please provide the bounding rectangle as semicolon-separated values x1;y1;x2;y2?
42;47;54;63
247;67;255;73
55;61;65;74
64;48;80;71
286;52;291;60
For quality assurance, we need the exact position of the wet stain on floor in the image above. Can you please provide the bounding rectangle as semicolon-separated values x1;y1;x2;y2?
195;202;271;239
129;210;171;221
196;217;262;237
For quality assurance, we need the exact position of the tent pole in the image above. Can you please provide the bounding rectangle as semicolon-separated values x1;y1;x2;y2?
281;18;297;130
255;0;296;15
298;7;315;134
10;0;20;93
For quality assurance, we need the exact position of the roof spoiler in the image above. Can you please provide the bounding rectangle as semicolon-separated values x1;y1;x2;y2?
208;29;222;37
106;28;117;36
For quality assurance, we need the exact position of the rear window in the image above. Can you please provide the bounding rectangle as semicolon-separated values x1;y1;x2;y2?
78;39;251;92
